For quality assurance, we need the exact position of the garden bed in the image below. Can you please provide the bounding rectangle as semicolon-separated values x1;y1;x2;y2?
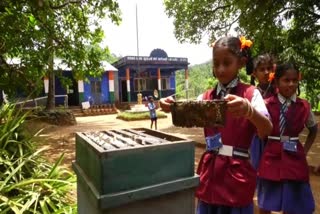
116;111;167;121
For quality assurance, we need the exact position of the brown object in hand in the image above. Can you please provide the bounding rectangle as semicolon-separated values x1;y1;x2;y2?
170;100;227;128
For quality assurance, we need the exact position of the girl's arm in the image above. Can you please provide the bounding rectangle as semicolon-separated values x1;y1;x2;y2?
247;105;273;139
303;109;318;154
147;103;155;111
303;124;317;154
225;94;273;139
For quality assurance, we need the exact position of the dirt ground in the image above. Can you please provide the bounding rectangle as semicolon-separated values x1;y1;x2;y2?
35;112;320;213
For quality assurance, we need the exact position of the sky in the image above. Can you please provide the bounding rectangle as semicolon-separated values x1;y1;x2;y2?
101;0;212;66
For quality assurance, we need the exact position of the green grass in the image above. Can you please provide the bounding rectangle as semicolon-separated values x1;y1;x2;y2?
116;111;167;121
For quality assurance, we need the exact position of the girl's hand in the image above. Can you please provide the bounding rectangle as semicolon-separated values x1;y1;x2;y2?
224;94;253;118
159;96;175;113
160;96;175;106
225;94;272;139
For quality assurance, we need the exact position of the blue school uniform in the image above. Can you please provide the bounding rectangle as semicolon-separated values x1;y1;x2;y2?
197;200;253;214
249;135;265;170
258;179;315;213
147;102;157;119
249;85;275;170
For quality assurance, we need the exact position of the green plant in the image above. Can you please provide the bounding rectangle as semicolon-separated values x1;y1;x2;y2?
117;111;167;121
0;104;76;213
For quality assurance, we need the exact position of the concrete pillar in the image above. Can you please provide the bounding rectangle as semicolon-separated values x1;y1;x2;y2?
157;68;162;99
126;68;131;102
78;80;84;103
108;71;115;103
44;76;49;95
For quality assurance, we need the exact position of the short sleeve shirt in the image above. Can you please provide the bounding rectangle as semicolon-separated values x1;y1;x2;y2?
278;94;317;128
147;102;157;118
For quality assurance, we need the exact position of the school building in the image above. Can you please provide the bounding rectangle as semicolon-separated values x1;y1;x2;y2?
112;49;189;103
46;60;119;107
52;49;189;107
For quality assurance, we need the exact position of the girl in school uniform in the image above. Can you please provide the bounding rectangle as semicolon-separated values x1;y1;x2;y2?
196;36;273;214
252;54;276;99
250;54;277;169
257;63;318;214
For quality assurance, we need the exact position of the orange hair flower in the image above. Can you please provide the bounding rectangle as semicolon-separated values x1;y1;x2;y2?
268;72;275;82
240;36;253;49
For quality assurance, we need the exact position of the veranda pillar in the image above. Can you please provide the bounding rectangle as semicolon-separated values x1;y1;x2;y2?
157;68;162;99
78;80;84;103
108;71;115;103
44;76;49;95
126;68;131;102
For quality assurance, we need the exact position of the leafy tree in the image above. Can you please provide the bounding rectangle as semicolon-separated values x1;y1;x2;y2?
164;0;320;106
175;61;212;99
0;0;121;110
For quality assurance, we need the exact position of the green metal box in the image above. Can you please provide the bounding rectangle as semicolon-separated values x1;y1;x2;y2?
73;128;199;213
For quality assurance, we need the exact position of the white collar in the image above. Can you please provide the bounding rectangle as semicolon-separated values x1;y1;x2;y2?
278;93;296;105
216;77;239;96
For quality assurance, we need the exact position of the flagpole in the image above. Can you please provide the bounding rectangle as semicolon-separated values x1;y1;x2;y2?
136;3;142;100
136;3;140;60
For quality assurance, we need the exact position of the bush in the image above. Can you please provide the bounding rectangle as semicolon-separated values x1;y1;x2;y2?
0;104;76;213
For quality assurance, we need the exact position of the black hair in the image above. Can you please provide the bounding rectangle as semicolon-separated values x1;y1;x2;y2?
275;63;301;96
213;36;254;77
253;54;274;70
148;95;153;101
251;54;274;85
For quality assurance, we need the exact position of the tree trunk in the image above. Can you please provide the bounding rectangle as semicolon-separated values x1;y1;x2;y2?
0;89;3;106
46;38;55;111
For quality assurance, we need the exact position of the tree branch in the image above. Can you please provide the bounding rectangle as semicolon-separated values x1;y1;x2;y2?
227;15;240;31
212;4;231;13
49;0;83;10
304;9;320;19
29;7;63;47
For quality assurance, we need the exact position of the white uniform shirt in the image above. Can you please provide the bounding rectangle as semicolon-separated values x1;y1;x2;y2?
278;93;317;128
